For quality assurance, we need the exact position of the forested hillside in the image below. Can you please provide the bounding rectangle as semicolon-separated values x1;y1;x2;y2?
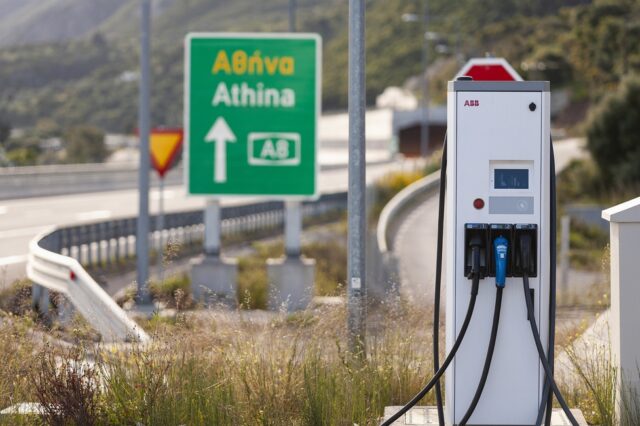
0;0;638;133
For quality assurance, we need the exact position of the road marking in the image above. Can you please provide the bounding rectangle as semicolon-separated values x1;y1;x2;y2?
76;210;112;221
0;225;50;239
0;206;6;215
0;254;28;266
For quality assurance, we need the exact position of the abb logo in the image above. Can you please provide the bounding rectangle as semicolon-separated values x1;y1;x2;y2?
464;100;480;107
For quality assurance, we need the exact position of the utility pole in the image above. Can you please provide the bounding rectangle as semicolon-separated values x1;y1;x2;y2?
348;0;366;355
136;0;152;305
420;0;430;158
289;0;296;32
285;0;302;260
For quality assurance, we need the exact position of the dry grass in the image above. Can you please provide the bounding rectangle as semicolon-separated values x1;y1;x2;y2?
2;285;640;425
0;300;435;425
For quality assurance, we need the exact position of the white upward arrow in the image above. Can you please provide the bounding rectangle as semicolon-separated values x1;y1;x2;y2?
205;117;236;183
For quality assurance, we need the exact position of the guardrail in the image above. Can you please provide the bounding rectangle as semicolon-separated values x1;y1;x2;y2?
376;171;440;254
55;192;347;269
374;171;440;289
27;192;348;341
28;228;150;343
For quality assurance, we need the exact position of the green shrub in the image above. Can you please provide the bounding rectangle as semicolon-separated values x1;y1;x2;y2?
236;235;349;307
64;125;108;163
371;170;425;220
149;274;191;309
237;255;269;310
303;240;347;296
556;158;605;204
0;279;33;316
586;74;640;187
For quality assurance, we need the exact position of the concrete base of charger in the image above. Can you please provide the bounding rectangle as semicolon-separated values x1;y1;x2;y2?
381;406;588;425
190;255;238;308
267;256;315;312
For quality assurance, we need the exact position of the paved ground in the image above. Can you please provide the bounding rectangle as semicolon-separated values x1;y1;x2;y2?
0;154;407;288
393;138;589;303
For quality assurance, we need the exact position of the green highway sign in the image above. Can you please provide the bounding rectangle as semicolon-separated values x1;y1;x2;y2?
184;33;321;198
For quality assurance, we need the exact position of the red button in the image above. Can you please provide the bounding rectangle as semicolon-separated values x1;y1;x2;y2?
473;198;485;210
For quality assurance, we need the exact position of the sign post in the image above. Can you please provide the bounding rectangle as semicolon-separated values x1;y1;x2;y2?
136;0;152;306
348;0;366;356
286;0;303;261
185;33;320;309
149;128;183;283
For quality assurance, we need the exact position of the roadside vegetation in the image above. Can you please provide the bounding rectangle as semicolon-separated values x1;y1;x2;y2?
0;121;109;166
114;221;348;311
559;75;640;207
0;295;437;425
556;74;640;276
0;278;636;425
371;149;442;220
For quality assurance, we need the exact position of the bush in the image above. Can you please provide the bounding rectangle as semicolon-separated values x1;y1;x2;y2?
586;74;640;187
371;170;425;221
149;274;192;309
64;125;107;163
556;158;604;204
303;240;347;296
237;253;269;310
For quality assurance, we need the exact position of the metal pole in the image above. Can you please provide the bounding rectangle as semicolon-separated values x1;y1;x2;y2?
136;0;152;305
348;0;366;355
285;200;302;257
204;199;221;257
420;0;430;158
284;0;303;261
289;0;296;32
157;177;165;283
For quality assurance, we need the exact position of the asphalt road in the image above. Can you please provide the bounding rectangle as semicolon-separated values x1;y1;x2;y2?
393;138;587;303
0;156;405;286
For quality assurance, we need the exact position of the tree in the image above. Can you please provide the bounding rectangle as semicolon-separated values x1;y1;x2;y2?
64;125;108;163
586;74;640;186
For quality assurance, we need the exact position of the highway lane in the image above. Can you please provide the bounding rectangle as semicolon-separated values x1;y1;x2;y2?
393;138;587;304
0;157;408;286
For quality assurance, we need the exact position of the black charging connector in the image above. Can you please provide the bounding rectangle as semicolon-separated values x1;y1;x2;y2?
514;224;537;277
464;224;488;279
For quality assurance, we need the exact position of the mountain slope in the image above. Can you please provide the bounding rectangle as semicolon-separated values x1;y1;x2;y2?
0;0;131;47
1;0;638;135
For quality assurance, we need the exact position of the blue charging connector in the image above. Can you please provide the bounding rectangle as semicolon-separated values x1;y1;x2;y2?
493;236;508;288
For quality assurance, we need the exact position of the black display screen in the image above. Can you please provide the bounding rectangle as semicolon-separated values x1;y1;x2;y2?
494;169;529;189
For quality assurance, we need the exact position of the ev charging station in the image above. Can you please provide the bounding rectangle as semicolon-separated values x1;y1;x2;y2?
445;80;551;424
383;66;583;425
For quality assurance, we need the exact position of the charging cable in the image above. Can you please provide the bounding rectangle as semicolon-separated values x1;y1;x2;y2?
458;237;508;425
540;142;558;426
382;239;482;426
432;136;447;425
519;234;579;426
